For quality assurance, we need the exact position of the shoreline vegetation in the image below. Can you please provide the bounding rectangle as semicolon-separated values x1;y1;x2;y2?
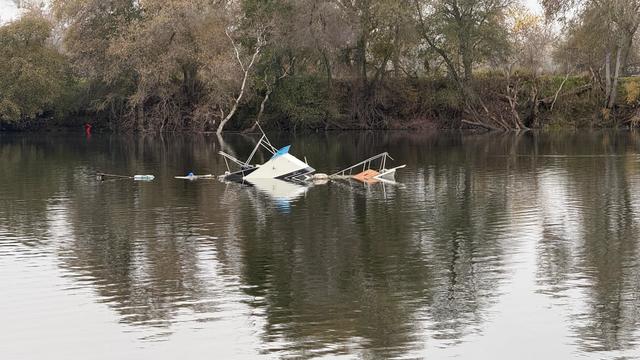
1;0;639;133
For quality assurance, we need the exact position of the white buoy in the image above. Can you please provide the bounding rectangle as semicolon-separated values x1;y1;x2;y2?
133;175;155;181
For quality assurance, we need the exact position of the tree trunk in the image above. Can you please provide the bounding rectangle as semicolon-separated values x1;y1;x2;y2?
137;104;144;132
525;84;539;128
216;68;249;134
605;51;612;101
321;50;333;91
620;28;637;76
461;40;473;82
216;31;262;134
392;24;401;78
182;63;198;103
373;51;392;85
256;89;271;125
504;74;526;129
392;49;401;78
607;47;622;109
244;88;271;133
550;71;570;112
357;33;368;84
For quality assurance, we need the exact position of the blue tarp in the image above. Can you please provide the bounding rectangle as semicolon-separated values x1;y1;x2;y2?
271;145;291;159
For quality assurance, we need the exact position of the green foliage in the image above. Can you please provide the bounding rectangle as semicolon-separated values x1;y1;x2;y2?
0;13;77;124
433;86;463;111
1;0;637;131
537;75;591;98
269;75;333;128
417;0;513;83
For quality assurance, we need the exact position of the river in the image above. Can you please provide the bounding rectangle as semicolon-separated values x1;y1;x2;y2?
1;130;640;359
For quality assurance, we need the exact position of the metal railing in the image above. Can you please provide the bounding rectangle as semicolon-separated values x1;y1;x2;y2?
330;152;393;177
219;126;278;173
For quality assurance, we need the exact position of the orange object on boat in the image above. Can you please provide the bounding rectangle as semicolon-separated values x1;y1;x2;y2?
353;169;380;182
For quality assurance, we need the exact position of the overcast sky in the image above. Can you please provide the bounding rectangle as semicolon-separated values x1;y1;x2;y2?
0;0;20;24
525;0;543;14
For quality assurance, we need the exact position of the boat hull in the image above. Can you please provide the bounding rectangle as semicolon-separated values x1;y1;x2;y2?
244;153;315;182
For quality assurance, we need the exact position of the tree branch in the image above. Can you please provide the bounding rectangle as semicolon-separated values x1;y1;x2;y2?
225;29;245;72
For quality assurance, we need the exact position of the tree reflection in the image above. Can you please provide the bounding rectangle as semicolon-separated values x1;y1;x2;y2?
569;137;640;353
532;131;640;353
3;131;640;357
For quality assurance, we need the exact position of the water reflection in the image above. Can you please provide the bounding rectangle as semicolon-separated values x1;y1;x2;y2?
243;179;308;214
2;131;640;358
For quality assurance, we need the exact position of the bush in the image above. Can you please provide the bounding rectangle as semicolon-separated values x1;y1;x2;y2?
268;75;335;129
622;78;640;105
0;13;77;125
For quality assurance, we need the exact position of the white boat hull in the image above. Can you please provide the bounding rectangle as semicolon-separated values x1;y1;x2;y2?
244;153;314;181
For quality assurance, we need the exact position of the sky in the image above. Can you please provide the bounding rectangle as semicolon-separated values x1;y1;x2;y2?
525;0;544;14
0;0;20;24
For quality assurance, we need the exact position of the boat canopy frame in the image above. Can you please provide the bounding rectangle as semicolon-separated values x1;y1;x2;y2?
330;152;394;177
218;126;279;174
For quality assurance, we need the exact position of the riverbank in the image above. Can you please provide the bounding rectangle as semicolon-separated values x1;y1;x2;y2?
2;75;639;133
240;74;640;132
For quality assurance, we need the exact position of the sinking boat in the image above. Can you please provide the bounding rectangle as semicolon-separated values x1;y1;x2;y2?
218;131;315;183
330;152;405;184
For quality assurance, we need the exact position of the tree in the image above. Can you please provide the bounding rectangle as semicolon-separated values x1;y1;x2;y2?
52;0;140;124
507;8;554;75
216;27;264;134
107;0;239;131
335;0;416;85
545;0;640;109
0;12;75;124
415;0;513;87
54;0;266;132
414;0;523;130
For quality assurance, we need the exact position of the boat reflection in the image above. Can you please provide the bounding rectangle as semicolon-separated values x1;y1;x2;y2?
245;178;309;212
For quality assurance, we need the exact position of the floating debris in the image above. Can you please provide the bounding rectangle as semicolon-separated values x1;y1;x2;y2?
330;152;405;184
96;172;131;181
133;175;155;181
96;172;155;182
174;172;215;180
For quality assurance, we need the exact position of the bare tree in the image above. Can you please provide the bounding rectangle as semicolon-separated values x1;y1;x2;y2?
216;29;264;134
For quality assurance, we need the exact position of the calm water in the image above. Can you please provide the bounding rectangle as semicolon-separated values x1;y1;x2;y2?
2;131;640;359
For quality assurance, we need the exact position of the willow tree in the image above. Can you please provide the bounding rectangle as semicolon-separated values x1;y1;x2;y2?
0;12;75;124
53;0;268;132
52;0;140;124
107;0;244;132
